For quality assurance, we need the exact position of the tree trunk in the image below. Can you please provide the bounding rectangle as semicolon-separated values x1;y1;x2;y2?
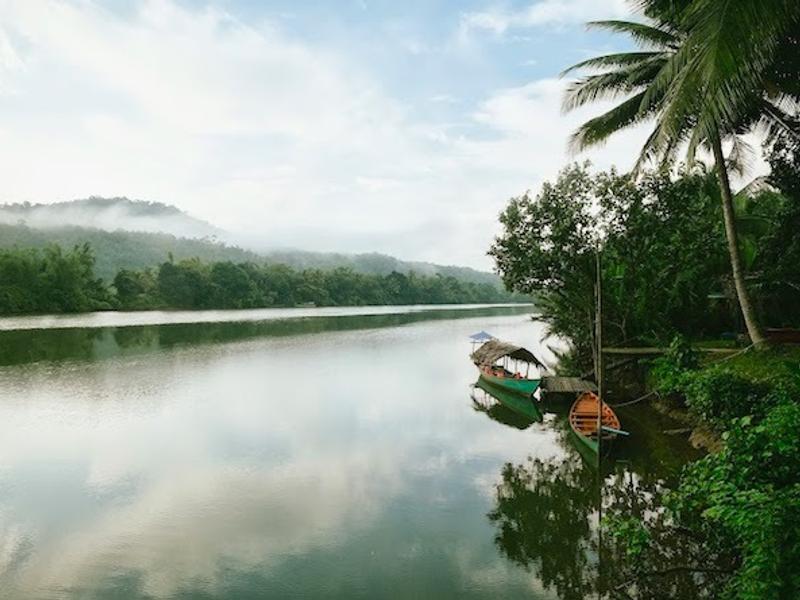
710;136;767;347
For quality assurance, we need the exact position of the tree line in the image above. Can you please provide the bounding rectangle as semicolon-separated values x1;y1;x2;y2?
0;246;520;315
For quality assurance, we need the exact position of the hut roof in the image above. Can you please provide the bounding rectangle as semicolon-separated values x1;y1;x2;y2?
471;339;545;368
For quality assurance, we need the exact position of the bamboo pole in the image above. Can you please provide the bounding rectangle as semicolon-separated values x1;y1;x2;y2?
595;248;603;599
595;250;603;466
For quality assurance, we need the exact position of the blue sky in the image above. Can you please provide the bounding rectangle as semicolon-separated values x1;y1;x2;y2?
0;0;658;268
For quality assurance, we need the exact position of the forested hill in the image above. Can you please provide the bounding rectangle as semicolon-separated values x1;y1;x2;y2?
0;222;502;286
253;249;501;286
0;197;502;286
0;224;259;281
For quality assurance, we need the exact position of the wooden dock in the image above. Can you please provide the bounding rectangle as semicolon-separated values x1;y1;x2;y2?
540;376;597;393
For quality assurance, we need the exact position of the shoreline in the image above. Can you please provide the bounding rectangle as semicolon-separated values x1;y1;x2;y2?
0;302;534;332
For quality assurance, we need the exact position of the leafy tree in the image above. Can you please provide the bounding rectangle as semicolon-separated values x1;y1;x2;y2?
491;163;731;370
561;2;800;345
157;259;213;309
0;244;113;314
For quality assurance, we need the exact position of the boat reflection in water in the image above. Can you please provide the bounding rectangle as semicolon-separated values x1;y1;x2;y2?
471;381;536;430
471;377;543;425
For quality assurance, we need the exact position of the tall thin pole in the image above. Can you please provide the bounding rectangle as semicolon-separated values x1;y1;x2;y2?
595;248;603;599
595;249;603;466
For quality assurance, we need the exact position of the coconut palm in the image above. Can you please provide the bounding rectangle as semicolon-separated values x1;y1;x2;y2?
562;2;800;346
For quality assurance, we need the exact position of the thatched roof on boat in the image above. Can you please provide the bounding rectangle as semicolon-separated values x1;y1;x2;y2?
471;339;545;367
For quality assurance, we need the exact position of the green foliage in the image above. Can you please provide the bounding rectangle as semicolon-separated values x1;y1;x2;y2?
603;515;651;560
671;402;800;599
683;368;776;429
0;244;521;316
113;268;158;309
605;358;800;598
131;259;514;310
0;244;114;314
0;224;260;281
650;335;700;394
0;222;505;287
625;348;800;598
757;139;800;326
658;347;800;429
491;163;732;370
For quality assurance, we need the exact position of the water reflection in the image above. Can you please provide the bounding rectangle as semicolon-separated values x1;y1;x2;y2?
0;310;563;599
488;455;598;600
0;305;531;367
0;305;704;599
479;385;704;600
470;381;537;430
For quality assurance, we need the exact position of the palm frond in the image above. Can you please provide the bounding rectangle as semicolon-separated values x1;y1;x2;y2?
587;20;678;48
563;59;664;112
561;52;663;76
677;0;800;136
568;91;651;153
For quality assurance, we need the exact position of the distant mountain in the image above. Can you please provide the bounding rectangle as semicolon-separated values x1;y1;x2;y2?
0;197;503;287
0;197;221;239
260;250;501;286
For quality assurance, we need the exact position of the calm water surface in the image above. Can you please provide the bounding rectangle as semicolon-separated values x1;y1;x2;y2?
0;305;695;598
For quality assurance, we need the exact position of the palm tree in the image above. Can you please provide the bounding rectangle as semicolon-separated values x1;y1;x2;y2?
562;2;800;346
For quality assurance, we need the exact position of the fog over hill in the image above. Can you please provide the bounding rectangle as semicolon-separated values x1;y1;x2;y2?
0;197;222;239
0;197;502;286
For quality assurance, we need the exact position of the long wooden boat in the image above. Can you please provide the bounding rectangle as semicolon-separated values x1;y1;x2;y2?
470;338;545;398
478;367;541;397
568;392;621;454
475;377;543;423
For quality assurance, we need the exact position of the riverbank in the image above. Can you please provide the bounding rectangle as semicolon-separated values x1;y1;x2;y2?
0;302;533;332
604;342;800;597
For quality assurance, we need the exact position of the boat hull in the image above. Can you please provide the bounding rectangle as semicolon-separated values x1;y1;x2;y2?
476;369;540;397
475;377;543;422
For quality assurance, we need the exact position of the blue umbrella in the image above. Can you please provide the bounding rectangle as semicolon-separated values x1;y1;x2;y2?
469;331;495;342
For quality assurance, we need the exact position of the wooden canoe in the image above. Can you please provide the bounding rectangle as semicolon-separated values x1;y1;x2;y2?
568;392;621;454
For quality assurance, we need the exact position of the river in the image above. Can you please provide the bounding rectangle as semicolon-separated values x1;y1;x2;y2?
0;304;698;599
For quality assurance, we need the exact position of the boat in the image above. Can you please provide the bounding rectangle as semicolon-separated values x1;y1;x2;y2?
568;391;621;454
470;338;545;397
473;377;543;424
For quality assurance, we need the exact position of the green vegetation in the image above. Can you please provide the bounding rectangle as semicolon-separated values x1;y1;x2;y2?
607;348;800;598
562;0;800;345
0;221;503;286
491;163;743;371
0;244;519;315
0;224;260;281
492;1;799;595
116;259;515;309
0;244;114;314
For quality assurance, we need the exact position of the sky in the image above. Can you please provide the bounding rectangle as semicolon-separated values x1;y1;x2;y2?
0;0;679;269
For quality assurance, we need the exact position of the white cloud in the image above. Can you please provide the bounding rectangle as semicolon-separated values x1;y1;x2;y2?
0;0;651;269
460;0;630;37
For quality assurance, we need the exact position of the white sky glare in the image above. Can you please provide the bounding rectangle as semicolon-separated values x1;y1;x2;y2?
0;0;651;269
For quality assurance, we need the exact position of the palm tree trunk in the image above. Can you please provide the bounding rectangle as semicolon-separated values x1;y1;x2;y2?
710;136;767;347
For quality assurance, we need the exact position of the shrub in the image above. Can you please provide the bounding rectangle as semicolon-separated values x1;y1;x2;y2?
671;402;800;599
649;335;700;395
683;367;776;429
